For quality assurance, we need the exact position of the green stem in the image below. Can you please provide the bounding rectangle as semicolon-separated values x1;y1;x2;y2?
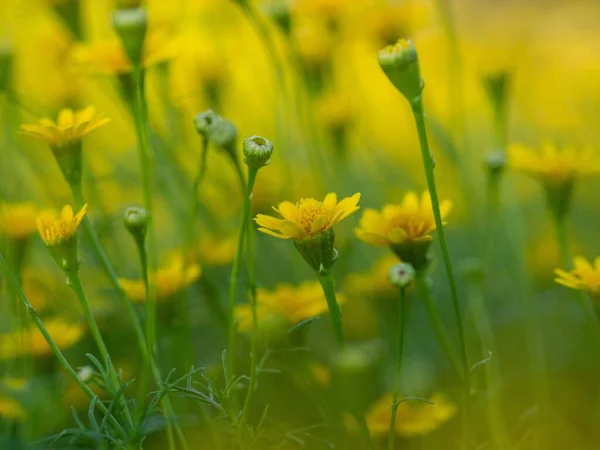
410;98;470;385
355;411;375;450
388;287;407;450
227;167;258;375
239;168;260;433
185;136;210;248
0;252;128;439
316;271;344;348
415;274;463;379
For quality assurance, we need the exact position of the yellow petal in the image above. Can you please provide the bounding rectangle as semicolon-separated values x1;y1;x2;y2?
388;227;408;244
58;109;75;129
274;201;298;221
256;227;289;239
322;193;337;210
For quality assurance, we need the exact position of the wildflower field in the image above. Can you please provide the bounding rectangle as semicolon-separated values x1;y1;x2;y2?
1;0;600;448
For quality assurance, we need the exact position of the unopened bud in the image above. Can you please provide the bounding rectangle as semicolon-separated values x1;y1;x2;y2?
243;135;274;169
113;7;148;66
210;118;238;158
193;109;221;138
378;39;423;103
124;206;149;239
388;262;416;288
485;150;506;177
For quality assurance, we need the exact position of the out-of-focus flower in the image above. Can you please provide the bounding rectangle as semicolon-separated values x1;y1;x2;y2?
255;193;360;240
70;31;177;75
355;191;450;247
555;256;600;296
23;269;66;312
0;319;84;360
344;254;400;298
0;203;48;240
235;280;345;331
36;204;87;248
0;397;26;421
508;142;600;185
198;232;237;266
292;17;333;72
119;254;201;302
20;107;110;150
366;1;431;47
366;393;456;437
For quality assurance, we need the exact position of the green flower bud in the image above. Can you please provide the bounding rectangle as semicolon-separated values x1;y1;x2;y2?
0;41;13;92
113;7;148;67
378;39;423;103
193;109;221;138
388;262;416;288
265;0;292;35
485;150;506;177
243;135;274;169
293;228;338;273
390;240;431;273
210;118;238;159
124;206;149;239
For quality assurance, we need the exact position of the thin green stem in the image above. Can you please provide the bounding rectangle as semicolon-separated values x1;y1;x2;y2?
388;287;407;450
239;167;260;433
410;98;470;386
415;274;463;379
355;411;375;450
316;271;344;348
185;136;210;248
0;252;128;439
227;167;258;375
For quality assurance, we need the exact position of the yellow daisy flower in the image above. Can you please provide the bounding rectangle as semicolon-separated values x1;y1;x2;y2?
355;191;451;247
0;203;49;240
255;192;360;240
36;204;88;247
555;256;600;295
366;393;456;438
508;142;600;184
119;254;201;302
198;232;237;266
0;319;84;360
235;281;345;332
20;107;110;150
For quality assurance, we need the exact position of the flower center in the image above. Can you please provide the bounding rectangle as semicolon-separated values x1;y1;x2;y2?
296;198;325;233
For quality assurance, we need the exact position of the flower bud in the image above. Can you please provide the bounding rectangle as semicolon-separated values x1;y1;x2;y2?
378;39;423;103
0;41;13;92
293;228;338;273
265;0;292;35
113;7;148;67
243;135;274;169
390;240;431;273
388;262;416;288
485;150;506;178
124;206;149;240
210;118;238;159
193;109;221;138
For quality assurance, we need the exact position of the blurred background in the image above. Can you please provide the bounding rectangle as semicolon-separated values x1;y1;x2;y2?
1;0;600;448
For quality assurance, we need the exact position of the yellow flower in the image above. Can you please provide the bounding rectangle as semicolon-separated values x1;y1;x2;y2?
0;397;26;421
36;204;88;247
355;191;451;247
71;31;177;75
366;393;456;438
20;107;110;149
119;254;201;302
235;281;345;332
555;256;600;295
0;319;84;360
255;193;360;240
0;203;49;239
198;233;237;266
508;142;600;184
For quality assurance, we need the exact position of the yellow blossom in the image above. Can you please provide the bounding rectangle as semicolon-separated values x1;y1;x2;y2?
355;191;451;247
119;254;201;302
199;233;237;266
0;319;84;360
235;281;346;332
255;193;360;240
366;393;456;438
0;397;26;421
20;107;110;149
344;254;400;298
555;256;600;295
36;204;88;247
508;142;600;185
0;203;49;239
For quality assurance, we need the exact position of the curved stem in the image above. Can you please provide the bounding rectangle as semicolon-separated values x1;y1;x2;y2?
410;98;470;387
316;271;344;348
0;252;128;439
227;167;258;375
388;287;407;450
185;136;210;249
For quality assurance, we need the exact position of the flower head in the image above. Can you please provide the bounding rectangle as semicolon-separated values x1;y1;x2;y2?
235;281;345;332
555;256;600;296
378;39;423;102
119;254;201;302
355;191;451;246
366;393;456;437
0;203;49;240
255;193;360;240
36;204;87;248
508;142;600;185
20;107;110;150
